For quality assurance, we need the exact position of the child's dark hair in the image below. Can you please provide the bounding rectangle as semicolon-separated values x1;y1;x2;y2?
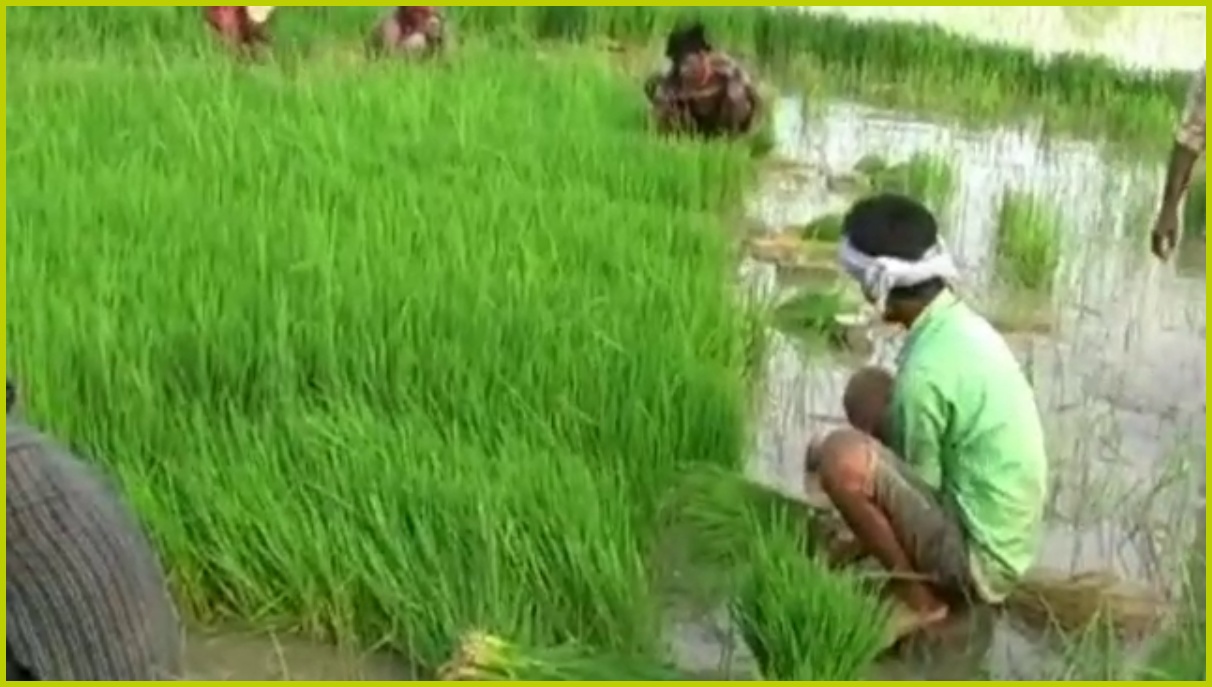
843;193;947;301
665;21;712;62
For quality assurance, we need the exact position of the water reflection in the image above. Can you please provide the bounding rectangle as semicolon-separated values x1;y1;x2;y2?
746;96;1206;679
799;6;1206;73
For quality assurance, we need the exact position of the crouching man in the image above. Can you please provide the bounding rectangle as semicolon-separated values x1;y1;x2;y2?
644;21;759;138
805;194;1049;644
368;7;446;59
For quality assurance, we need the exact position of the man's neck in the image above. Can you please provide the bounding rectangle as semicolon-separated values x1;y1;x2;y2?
892;289;950;330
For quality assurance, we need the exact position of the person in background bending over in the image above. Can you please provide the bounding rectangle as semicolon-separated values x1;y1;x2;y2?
643;21;760;138
205;6;276;55
6;380;183;680
1152;61;1205;260
367;7;446;59
803;194;1049;645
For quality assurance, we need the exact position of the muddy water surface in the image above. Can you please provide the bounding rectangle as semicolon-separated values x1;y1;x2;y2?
742;96;1205;680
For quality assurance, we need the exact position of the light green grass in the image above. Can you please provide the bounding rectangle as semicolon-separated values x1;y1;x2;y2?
995;190;1064;292
660;467;888;680
6;42;762;669
4;5;1191;155
870;153;959;218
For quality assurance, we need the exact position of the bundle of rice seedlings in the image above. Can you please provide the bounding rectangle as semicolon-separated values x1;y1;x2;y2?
437;631;688;681
659;467;819;570
1006;569;1168;640
732;529;890;681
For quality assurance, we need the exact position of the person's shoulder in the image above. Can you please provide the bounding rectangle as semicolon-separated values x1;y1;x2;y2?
900;299;1023;384
7;421;118;512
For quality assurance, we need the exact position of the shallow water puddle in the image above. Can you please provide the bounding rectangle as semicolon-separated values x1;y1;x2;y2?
184;629;418;680
744;96;1206;679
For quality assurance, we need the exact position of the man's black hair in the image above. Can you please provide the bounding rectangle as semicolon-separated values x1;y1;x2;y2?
665;21;712;62
843;193;947;301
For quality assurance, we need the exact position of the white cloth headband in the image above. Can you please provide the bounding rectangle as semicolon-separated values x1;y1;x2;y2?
836;237;958;313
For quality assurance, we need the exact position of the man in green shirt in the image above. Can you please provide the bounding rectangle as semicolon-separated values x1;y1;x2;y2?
805;194;1049;643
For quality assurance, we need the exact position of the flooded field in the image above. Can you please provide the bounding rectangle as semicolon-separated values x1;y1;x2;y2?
743;97;1205;680
174;96;1204;681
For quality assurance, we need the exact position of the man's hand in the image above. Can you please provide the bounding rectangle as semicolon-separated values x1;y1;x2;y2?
1151;209;1180;261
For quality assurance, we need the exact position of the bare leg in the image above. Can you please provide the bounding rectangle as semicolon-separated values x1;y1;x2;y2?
816;429;949;625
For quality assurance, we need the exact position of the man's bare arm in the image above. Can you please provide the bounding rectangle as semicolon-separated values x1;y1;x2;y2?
1158;141;1201;219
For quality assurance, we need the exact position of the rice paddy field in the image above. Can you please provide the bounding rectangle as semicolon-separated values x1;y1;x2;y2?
5;6;1206;682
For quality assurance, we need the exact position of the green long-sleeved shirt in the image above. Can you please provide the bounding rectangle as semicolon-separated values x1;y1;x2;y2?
886;290;1049;602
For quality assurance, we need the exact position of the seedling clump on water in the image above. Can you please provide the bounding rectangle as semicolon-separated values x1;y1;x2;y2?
825;152;957;219
801;213;844;243
661;468;888;680
995;189;1063;293
869;152;958;215
733;533;890;681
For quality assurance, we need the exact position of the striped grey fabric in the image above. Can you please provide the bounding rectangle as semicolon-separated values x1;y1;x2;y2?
6;420;183;680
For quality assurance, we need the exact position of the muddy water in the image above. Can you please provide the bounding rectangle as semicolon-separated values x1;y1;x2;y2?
742;96;1205;679
184;630;418;680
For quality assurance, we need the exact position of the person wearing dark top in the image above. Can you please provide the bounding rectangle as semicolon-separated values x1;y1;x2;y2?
6;380;183;680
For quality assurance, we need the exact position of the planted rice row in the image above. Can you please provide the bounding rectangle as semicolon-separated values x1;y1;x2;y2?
6;6;1187;125
7;46;763;670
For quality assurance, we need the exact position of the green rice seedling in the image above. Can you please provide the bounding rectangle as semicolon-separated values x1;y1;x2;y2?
748;117;777;159
994;190;1064;293
732;528;889;681
800;213;844;243
658;466;818;579
6;39;759;670
871;152;958;214
438;631;689;681
772;286;851;353
1137;613;1205;680
7;4;1189;153
658;467;887;681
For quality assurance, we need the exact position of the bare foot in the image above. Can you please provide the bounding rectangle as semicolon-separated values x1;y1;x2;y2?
883;601;950;649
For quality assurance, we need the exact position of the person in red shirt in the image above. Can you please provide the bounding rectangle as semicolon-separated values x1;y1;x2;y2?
367;7;446;59
205;7;275;55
